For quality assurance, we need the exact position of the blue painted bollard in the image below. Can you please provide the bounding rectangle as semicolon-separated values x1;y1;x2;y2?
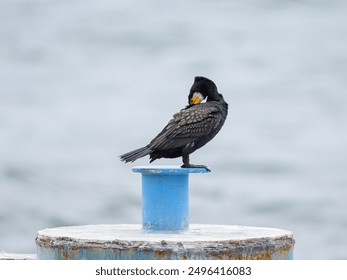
132;166;209;231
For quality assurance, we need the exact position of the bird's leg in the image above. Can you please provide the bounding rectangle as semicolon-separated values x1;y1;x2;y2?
181;154;211;172
182;154;190;167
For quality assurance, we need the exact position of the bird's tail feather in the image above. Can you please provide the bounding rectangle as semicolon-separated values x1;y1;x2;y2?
120;146;152;163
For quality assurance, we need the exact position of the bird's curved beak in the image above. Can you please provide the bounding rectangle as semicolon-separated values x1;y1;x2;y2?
190;92;204;105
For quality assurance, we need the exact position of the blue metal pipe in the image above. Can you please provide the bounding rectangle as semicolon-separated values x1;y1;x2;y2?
132;166;209;231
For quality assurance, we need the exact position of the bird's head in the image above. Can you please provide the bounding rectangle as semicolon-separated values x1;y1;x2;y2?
188;76;219;105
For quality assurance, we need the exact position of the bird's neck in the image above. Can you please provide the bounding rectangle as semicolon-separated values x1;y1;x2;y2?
208;93;224;102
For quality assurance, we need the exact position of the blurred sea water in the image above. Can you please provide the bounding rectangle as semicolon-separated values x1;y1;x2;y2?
0;0;347;259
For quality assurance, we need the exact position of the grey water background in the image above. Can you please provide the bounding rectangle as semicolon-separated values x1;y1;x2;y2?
1;0;346;259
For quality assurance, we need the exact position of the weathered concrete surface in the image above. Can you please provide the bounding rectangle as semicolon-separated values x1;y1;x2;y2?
0;251;36;260
36;224;295;260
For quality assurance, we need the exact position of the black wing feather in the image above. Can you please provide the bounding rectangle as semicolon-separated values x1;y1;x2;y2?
149;103;223;151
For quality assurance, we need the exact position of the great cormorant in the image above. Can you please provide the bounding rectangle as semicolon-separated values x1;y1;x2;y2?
120;76;228;170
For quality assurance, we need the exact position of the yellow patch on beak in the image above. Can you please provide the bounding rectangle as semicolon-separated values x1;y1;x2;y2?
190;96;201;105
190;92;204;105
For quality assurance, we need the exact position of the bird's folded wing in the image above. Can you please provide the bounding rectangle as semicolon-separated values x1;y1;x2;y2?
149;104;223;150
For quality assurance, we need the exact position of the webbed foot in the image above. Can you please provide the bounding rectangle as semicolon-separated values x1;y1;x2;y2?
181;164;211;172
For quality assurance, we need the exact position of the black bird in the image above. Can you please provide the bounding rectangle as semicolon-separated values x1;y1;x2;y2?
120;76;228;170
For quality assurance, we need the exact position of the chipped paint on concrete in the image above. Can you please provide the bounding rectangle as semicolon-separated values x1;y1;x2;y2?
36;224;295;260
